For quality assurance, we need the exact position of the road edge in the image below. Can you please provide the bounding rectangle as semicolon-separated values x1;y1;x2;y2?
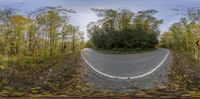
81;49;170;80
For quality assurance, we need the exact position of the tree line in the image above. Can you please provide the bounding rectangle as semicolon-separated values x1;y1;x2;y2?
0;6;84;57
87;9;163;50
160;7;200;58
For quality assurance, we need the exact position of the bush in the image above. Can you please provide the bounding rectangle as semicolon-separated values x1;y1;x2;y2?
85;40;96;49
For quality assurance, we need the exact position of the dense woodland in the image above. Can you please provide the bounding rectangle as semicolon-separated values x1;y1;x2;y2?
160;7;200;58
87;9;163;50
0;6;86;94
0;6;84;58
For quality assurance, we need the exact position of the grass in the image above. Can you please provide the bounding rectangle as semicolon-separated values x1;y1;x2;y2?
96;48;156;54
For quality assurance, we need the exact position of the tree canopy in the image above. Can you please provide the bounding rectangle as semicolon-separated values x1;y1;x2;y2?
160;7;200;58
87;9;163;50
0;6;84;57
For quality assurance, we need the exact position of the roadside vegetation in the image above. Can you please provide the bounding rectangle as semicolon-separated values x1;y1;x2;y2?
0;53;90;97
96;48;156;54
86;9;163;50
0;6;84;57
158;6;200;97
0;6;86;97
159;7;200;59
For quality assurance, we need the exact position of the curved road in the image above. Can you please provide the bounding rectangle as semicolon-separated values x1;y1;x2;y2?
81;48;172;91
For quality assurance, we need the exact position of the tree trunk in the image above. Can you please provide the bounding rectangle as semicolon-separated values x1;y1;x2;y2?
71;32;75;51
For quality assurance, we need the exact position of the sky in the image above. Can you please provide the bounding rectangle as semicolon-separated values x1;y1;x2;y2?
1;0;200;40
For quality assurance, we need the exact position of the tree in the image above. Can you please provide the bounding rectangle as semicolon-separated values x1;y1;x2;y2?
0;7;15;55
32;6;75;56
87;8;162;50
160;7;200;58
0;6;82;58
10;15;28;55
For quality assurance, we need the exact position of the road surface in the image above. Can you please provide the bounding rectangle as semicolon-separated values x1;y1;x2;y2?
81;48;172;92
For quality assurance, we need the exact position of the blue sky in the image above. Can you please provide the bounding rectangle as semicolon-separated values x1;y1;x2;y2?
1;0;200;40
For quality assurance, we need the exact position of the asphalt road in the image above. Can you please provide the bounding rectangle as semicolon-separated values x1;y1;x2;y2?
81;48;172;91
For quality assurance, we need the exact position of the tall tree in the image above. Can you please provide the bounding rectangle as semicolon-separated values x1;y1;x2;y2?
0;7;15;55
10;15;27;55
88;8;162;49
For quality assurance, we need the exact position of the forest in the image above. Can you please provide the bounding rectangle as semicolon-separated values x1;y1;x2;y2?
87;9;163;50
0;6;84;58
0;6;86;96
160;7;200;59
0;5;199;98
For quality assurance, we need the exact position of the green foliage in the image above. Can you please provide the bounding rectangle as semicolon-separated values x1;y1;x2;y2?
160;7;200;59
160;18;199;58
97;48;156;54
85;40;96;49
0;6;84;57
0;7;86;96
87;9;162;50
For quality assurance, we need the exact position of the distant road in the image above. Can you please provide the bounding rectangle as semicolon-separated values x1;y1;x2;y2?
81;48;170;80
